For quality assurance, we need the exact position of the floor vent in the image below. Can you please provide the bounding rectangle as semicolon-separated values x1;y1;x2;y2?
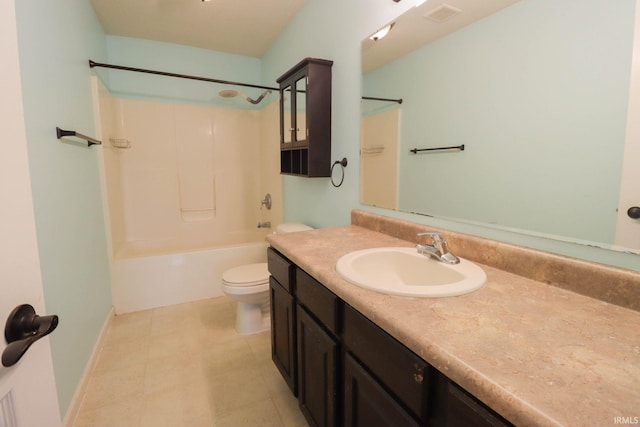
423;4;462;23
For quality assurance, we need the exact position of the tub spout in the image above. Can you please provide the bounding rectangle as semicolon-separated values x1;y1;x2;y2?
257;221;271;229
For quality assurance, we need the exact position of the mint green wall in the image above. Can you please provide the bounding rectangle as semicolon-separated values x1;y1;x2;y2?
103;36;271;108
14;0;112;416
263;0;639;270
364;0;633;245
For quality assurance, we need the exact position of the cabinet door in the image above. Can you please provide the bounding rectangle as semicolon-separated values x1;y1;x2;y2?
297;305;338;427
280;70;307;147
344;353;421;427
270;277;297;395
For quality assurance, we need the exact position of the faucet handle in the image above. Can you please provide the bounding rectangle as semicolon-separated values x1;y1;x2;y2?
416;231;460;264
260;193;272;210
417;230;444;243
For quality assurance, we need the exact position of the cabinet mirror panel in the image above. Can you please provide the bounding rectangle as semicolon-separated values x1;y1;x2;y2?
296;76;307;142
361;0;640;253
283;83;292;144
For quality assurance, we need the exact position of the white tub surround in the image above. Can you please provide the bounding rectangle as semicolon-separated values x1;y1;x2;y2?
94;81;283;314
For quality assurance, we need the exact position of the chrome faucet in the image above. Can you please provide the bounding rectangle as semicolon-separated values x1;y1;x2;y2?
416;231;460;264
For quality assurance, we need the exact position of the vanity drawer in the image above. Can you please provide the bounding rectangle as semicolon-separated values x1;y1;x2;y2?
442;381;513;427
267;247;294;292
296;269;341;335
343;304;431;422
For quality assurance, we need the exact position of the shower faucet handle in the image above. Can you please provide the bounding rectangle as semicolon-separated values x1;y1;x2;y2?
260;193;272;210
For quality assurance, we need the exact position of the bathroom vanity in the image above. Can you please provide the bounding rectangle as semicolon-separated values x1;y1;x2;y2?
267;210;640;427
269;246;510;426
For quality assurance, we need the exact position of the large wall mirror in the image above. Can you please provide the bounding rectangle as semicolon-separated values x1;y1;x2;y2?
361;0;640;254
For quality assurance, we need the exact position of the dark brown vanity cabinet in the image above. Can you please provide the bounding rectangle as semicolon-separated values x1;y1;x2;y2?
343;305;429;426
296;269;341;427
267;248;513;427
432;378;513;427
268;249;297;395
344;353;422;427
277;58;333;177
297;306;339;426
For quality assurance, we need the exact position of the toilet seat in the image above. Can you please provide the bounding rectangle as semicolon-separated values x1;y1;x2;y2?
219;223;312;335
222;262;269;288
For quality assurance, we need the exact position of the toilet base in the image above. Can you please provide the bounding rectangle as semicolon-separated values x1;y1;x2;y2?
235;301;271;335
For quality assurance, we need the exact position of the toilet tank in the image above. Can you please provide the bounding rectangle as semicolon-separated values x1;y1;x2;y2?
275;223;313;234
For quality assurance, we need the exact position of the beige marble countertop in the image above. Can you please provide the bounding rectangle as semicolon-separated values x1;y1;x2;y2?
266;224;640;427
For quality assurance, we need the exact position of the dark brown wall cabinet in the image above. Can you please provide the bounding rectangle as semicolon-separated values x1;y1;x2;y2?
277;58;333;177
267;247;513;427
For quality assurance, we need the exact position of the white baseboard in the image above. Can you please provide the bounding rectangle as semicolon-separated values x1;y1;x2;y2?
62;307;115;427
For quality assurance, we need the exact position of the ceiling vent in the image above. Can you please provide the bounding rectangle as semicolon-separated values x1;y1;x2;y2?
423;4;462;23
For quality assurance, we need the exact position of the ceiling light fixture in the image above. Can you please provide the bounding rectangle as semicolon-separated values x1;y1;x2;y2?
369;23;394;41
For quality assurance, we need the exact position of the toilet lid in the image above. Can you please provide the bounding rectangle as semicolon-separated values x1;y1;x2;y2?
276;223;313;234
222;262;269;287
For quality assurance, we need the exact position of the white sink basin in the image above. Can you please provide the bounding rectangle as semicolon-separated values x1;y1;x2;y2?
336;247;487;297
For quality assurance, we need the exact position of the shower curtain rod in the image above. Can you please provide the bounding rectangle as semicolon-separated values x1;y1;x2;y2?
89;60;402;104
89;60;278;91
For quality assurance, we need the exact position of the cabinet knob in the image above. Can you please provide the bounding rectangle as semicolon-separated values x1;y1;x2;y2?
628;206;640;219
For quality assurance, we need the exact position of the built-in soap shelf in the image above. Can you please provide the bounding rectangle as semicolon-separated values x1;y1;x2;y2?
109;138;132;149
361;146;385;156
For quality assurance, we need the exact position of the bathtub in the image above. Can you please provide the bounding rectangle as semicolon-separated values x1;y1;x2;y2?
112;239;269;314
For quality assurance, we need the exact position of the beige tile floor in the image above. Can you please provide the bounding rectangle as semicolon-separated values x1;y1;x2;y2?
73;296;308;427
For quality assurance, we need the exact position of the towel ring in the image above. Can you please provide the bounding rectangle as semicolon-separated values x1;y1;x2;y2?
331;158;348;188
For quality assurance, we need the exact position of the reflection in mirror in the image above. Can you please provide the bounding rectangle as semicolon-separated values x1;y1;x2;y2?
360;101;401;209
361;0;640;253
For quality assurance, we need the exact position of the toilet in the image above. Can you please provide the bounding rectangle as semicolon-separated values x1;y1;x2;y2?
221;223;313;334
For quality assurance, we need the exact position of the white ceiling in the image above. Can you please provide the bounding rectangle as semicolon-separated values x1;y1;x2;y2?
89;0;308;58
362;0;521;73
90;0;520;69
